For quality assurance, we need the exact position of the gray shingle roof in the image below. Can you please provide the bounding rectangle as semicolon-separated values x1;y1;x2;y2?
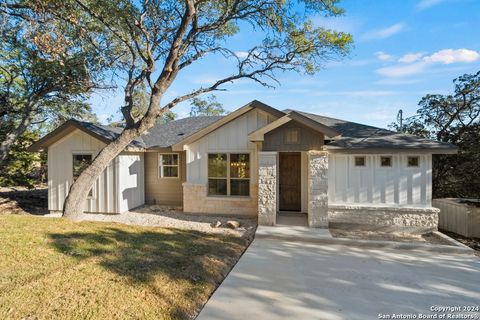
72;116;223;149
286;109;457;151
73;120;146;148
141;116;223;148
70;107;456;151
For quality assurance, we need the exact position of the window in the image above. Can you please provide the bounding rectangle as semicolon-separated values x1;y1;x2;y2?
230;154;250;196
285;128;300;144
354;156;366;167
159;154;179;178
72;154;93;197
208;154;227;195
407;156;419;167
208;153;250;196
380;156;392;167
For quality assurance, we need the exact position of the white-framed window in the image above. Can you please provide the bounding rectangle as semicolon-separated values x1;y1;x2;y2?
407;156;420;167
354;156;366;167
208;153;250;196
159;153;180;178
284;128;300;144
380;156;392;167
72;153;94;198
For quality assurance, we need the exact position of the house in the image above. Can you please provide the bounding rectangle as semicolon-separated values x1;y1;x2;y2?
28;100;457;230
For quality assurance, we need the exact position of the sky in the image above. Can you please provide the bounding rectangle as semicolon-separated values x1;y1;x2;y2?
90;0;480;129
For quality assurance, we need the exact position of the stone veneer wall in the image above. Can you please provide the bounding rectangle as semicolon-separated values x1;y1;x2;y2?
183;183;258;216
307;151;329;227
328;205;439;232
257;152;277;226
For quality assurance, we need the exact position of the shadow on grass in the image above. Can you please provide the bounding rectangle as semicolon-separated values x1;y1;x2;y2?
48;227;246;318
49;227;245;282
0;188;48;215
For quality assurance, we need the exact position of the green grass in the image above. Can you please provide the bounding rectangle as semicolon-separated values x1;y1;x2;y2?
0;215;248;319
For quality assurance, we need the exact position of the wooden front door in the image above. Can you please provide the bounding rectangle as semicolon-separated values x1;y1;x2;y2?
279;152;301;211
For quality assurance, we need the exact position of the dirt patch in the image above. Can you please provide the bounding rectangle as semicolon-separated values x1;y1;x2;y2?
440;230;480;256
0;185;48;215
329;227;454;246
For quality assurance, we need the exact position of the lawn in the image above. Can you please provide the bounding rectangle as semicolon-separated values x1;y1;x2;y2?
0;215;249;319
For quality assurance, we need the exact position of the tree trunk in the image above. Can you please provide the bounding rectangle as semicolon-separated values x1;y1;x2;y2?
63;95;162;219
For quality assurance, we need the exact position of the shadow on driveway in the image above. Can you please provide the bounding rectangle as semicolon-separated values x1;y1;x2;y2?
198;238;480;320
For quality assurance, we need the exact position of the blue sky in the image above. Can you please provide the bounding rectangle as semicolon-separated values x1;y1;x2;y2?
91;0;480;129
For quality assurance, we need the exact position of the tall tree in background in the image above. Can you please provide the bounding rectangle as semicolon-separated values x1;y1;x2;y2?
0;6;109;166
390;71;480;198
107;83;177;127
5;0;352;218
189;95;227;116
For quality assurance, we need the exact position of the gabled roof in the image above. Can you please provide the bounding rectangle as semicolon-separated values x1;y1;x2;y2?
171;100;284;151
288;109;457;153
28;116;222;151
28;119;146;151
29;100;458;154
248;112;341;142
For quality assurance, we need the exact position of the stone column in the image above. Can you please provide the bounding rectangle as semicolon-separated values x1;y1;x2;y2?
258;152;277;226
307;151;329;227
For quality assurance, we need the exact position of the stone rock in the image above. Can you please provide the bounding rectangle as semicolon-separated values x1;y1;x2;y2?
211;220;222;228
226;220;241;229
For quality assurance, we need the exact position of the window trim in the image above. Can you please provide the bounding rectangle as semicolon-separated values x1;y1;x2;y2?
380;156;392;167
353;156;367;167
158;153;180;179
72;152;95;199
207;152;251;197
407;156;420;168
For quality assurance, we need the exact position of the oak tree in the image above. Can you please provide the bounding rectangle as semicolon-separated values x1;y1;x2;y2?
8;0;352;217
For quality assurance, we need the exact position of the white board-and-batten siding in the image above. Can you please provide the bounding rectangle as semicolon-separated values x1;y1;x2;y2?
328;154;432;207
47;129;144;213
117;153;145;212
185;109;277;184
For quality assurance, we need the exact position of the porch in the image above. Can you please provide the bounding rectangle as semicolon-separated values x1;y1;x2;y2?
257;150;329;228
250;112;334;228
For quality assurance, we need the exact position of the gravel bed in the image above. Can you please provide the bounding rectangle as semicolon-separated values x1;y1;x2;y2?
45;205;257;239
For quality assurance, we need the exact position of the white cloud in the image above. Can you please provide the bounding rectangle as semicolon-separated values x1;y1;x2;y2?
375;51;395;61
361;23;405;40
309;90;397;97
344;90;397;97
234;51;249;58
398;52;423;63
417;0;446;10
376;62;428;78
422;49;480;64
376;48;480;78
375;78;422;85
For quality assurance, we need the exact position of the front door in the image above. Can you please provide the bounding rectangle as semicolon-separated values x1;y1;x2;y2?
279;152;301;211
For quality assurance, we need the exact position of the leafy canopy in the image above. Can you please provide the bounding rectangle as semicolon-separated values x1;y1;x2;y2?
390;71;480;198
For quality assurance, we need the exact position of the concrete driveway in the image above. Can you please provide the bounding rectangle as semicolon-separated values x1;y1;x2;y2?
198;237;480;320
